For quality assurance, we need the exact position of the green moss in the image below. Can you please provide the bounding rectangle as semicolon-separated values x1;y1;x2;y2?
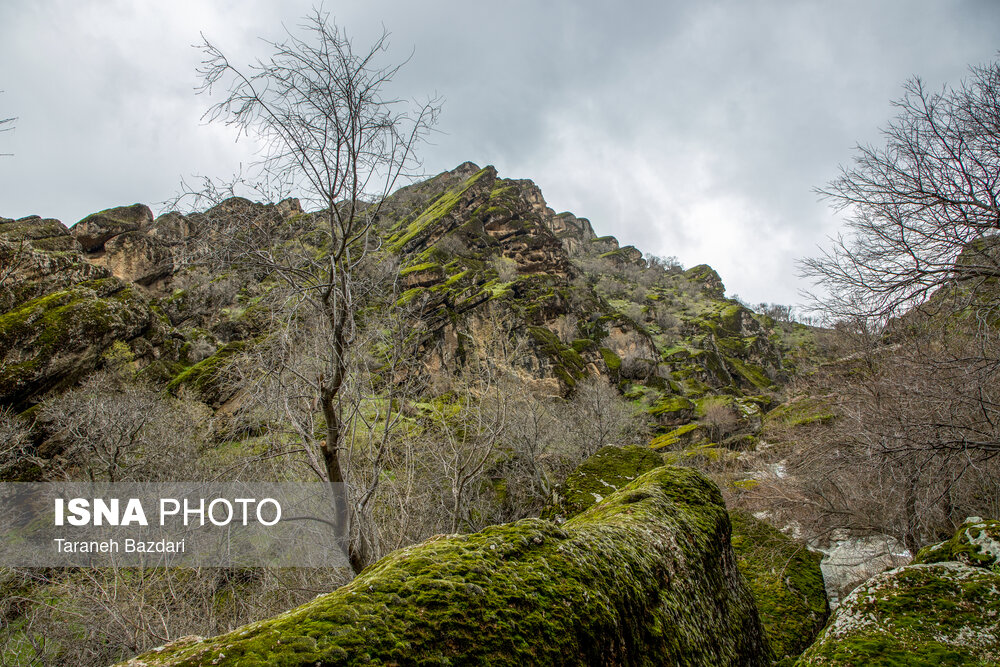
388;168;488;251
598;347;621;373
166;340;248;402
765;397;835;428
724;356;773;389
649;394;694;419
118;466;770;667
650;423;703;450
729;512;828;663
913;519;1000;568
542;445;665;519
399;261;441;277
798;563;1000;665
0;279;149;405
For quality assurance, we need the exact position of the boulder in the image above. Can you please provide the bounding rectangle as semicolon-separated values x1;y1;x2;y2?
913;517;1000;569
72;203;153;252
0;277;151;408
0;215;81;253
102;231;174;285
729;511;829;665
542;444;664;519
797;562;1000;665
117;467;770;666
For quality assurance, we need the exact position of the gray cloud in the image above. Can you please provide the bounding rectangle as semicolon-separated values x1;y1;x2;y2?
2;0;998;305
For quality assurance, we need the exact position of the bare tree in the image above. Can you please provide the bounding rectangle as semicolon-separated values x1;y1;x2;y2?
791;59;1000;551
565;376;650;457
190;8;439;573
803;59;1000;323
39;369;206;483
0;406;40;481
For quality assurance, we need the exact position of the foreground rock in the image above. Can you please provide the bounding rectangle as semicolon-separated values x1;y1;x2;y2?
119;467;769;666
796;561;1000;665
543;446;826;664
913;517;1000;568
541;444;664;519
729;512;828;665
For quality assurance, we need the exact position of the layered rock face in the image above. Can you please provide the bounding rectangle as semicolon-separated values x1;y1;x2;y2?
0;215;153;409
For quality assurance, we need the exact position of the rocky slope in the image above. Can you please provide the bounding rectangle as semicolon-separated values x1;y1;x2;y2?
2;162;796;460
19;162;982;665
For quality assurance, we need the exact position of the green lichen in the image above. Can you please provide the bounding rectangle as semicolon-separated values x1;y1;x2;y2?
729;512;828;664
117;466;770;667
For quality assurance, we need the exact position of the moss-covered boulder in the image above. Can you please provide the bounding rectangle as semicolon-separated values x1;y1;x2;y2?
796;562;1000;665
118;467;770;666
0;277;151;408
913;518;1000;569
541;444;664;519
729;512;829;665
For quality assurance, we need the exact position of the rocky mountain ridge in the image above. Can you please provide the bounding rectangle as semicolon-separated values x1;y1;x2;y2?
4;163;990;666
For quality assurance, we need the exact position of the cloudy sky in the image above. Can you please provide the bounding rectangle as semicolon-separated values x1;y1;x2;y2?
1;1;998;305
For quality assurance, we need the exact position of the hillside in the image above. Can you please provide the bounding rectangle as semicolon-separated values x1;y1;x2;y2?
6;163;991;666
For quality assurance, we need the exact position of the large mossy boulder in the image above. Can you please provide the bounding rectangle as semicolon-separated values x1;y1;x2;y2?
119;467;770;666
729;512;829;665
541;444;664;519
913;517;1000;569
796;562;1000;665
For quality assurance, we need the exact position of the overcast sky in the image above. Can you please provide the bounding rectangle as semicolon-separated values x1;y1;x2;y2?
1;1;998;305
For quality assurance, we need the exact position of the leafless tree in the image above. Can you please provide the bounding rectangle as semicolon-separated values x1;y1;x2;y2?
565;376;650;457
803;59;1000;323
0;406;40;481
791;58;1000;550
189;8;439;573
744;323;1000;555
39;370;206;483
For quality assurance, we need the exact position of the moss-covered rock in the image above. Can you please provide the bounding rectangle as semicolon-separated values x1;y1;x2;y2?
541;444;664;519
166;340;248;407
0;278;151;408
118;467;770;666
913;518;1000;569
796;562;1000;665
729;512;829;665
